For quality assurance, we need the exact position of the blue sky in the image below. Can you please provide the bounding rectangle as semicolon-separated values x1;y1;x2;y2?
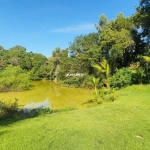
0;0;140;57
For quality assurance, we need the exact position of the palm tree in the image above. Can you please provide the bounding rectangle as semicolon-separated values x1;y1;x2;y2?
93;58;110;89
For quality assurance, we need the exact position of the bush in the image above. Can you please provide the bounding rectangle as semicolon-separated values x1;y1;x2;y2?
0;99;52;120
61;76;84;87
28;108;52;117
81;75;96;88
0;65;30;91
61;75;99;88
0;99;18;119
110;68;132;89
131;67;147;84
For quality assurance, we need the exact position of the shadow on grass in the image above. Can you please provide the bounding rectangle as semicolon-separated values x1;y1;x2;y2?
0;130;9;136
0;99;30;126
82;99;96;105
0;113;39;126
0;99;52;126
82;98;105;107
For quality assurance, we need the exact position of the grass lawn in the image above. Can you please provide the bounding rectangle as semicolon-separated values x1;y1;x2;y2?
0;85;150;150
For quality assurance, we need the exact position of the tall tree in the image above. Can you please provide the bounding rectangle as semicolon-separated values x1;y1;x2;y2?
30;53;49;80
69;33;101;74
96;13;136;68
134;0;150;50
52;47;61;82
0;46;7;69
95;14;108;33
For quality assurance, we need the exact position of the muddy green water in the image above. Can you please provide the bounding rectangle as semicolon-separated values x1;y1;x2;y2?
0;81;95;109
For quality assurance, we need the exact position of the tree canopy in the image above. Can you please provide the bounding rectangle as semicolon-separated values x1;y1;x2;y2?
0;0;150;89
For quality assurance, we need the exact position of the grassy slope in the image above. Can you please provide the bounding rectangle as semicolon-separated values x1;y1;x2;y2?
0;85;150;150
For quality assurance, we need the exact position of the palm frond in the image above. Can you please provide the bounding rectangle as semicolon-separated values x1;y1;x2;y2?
100;59;107;70
143;56;150;63
93;64;105;73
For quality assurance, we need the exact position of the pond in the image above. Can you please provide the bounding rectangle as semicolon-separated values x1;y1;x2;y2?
0;80;95;109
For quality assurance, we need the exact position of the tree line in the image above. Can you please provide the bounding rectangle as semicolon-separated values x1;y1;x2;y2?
0;0;150;91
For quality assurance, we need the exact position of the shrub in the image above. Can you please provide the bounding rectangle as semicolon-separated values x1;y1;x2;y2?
81;75;94;88
0;65;30;91
28;108;52;117
0;99;53;120
110;68;132;89
0;99;18;119
131;67;146;84
61;75;100;88
61;76;84;87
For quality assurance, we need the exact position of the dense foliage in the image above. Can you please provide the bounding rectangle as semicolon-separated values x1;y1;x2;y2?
0;46;54;81
0;65;30;91
0;0;150;90
110;68;133;89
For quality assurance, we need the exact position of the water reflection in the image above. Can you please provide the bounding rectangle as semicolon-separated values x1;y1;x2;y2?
0;81;94;109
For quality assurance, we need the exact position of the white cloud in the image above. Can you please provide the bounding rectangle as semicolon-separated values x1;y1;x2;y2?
51;23;96;33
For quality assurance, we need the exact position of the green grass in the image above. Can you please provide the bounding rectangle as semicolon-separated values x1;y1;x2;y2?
0;84;150;150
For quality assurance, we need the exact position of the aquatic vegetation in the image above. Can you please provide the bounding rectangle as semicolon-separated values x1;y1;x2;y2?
0;80;95;110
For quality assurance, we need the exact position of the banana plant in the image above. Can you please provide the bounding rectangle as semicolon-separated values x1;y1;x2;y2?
92;76;99;96
93;58;110;89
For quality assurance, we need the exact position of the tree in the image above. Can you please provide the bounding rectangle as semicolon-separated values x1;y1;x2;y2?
134;0;150;47
69;33;101;74
96;13;136;68
0;46;7;69
47;57;56;80
7;45;27;67
30;53;49;80
52;47;61;82
19;53;32;70
0;57;6;69
95;14;108;33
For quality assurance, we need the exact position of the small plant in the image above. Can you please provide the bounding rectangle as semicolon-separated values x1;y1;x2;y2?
92;76;99;96
109;88;116;101
90;77;105;104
